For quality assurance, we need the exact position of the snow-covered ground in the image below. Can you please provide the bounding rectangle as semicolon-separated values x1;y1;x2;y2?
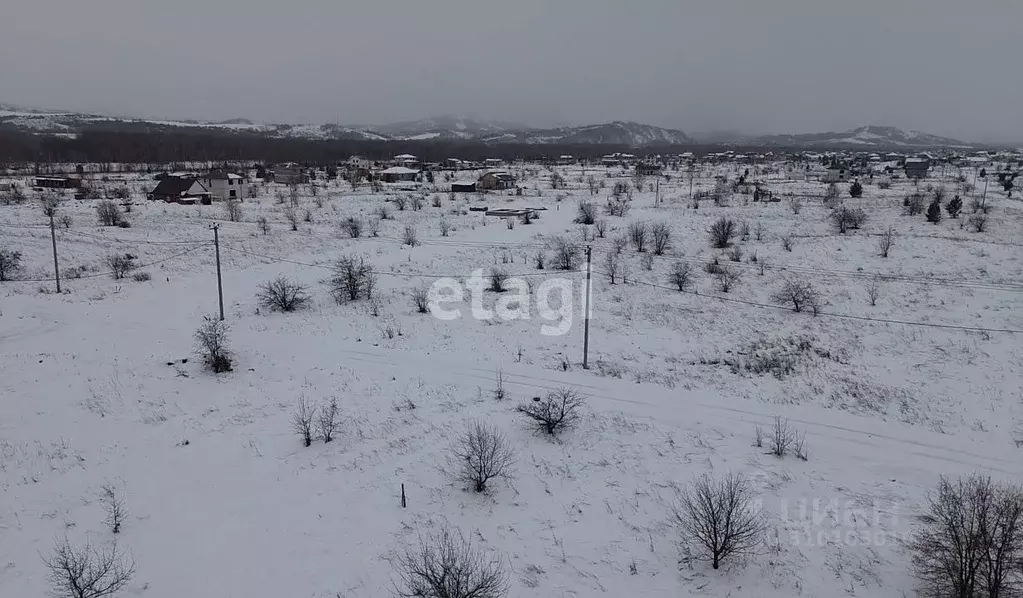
2;163;1022;597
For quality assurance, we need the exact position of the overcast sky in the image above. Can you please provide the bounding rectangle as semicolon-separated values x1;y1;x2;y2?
2;0;1019;142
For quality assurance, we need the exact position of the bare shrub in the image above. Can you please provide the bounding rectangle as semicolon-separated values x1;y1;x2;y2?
754;221;765;241
224;199;243;222
628;221;649;252
780;235;794;252
788;197;803;214
439;219;452;237
603;251;621;284
594;219;608;238
753;425;764;448
393;195;408;211
829;206;867;234
448;420;515;493
668;260;694;291
44;536;136;598
283;206;299;231
575;200;597;224
257;216;270;235
95;201;123;226
866;277;882;306
533;250;545;270
770;416;794;457
293;396;315;447
410;194;424;211
713;266;741;293
517;388;584;436
650;221;672;255
318;396;341;443
402;225;419;247
878;226;895;257
58;213;74;229
726;246;743;262
342;216;363;238
0;248;24;281
257;276;311;312
328;255;375;303
912;474;1023;598
131;271;150;282
394;525;508;598
611;235;628;254
641;252;654;271
432;194;442;208
99;484;127;534
709;217;736;248
969;214;988;233
549;236;580;270
411;286;430;313
105;254;136;280
794;431;809;461
489;269;508;292
604;197;630;217
770;279;821;314
670;472;767;570
904;193;926;216
367;217;382;237
376;203;392;220
194;316;231;373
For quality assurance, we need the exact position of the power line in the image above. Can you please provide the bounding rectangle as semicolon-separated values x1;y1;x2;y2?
594;269;1023;335
13;243;211;283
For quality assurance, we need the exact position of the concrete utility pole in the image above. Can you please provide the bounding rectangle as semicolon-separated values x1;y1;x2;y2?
211;223;224;320
48;210;60;293
582;245;592;369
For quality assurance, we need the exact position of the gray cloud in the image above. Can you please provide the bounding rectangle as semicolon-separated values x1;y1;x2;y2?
2;0;1019;142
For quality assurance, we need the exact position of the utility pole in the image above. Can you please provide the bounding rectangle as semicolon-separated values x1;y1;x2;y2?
211;223;224;320
582;245;592;370
655;178;660;207
48;210;60;293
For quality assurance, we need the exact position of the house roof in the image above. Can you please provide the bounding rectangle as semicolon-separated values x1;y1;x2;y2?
152;176;208;197
380;166;420;175
394;154;417;160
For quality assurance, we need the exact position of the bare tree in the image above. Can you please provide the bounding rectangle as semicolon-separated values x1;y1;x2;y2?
670;472;767;570
44;536;136;598
770;279;821;314
439;219;452;237
709;217;736;248
257;216;270;235
788;197;803;215
0;248;23;281
650;222;672;255
367;217;382;237
375;203;392;220
194;316;231;373
829;206;867;234
517;388;584;436
549;236;580;270
754;221;765;241
105;254;136;280
410;194;424;211
713;267;741;293
448;420;515;493
394;195;409;211
913;475;1023;598
317;396;341;443
394;525;508;598
223;199;243;222
668;260;694;291
611;235;628;255
594;219;608;238
603;251;621;284
533;250;545;270
402;225;419;247
488;269;508;293
293;396;315;447
95;201;123;226
628;221;649;252
604;197;630;217
58;213;74;229
99;485;127;534
283;206;299;231
770;416;794;457
342;216;363;238
326;255;375;303
574;200;597;225
878;226;895;257
411;286;430;313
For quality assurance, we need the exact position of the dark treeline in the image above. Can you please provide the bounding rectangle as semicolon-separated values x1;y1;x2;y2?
0;128;815;166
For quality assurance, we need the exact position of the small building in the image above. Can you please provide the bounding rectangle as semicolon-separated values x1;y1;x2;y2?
451;181;477;193
443;158;465;170
149;176;211;204
822;167;850;183
273;162;309;185
379;166;420;183
484;158;503;168
557;155;575;165
346;155;372;170
393;154;418;168
904;158;931;180
477;170;516;191
635;163;662;175
35;176;82;190
202;169;249;202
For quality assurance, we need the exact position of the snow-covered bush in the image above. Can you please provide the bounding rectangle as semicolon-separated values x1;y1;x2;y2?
448;420;515;493
194;316;232;373
517;389;584;436
394;525;508;598
257;276;311;312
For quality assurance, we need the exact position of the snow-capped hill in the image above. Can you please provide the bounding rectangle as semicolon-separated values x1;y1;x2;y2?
754;126;970;149
376;115;525;140
480;121;692;147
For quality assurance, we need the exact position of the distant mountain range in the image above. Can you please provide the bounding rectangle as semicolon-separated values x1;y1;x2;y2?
0;103;983;149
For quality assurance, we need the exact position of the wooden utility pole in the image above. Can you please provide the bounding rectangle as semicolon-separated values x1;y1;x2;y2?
212;223;224;320
582;245;592;369
48;211;60;293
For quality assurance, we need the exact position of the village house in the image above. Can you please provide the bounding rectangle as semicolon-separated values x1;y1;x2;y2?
346;155;372;170
378;166;420;183
35;176;82;190
393;154;418;168
477;170;516;191
904;158;931;180
822;166;850;183
202;169;249;202
483;158;503;168
148;176;211;204
635;162;662;176
450;181;477;193
273;162;309;185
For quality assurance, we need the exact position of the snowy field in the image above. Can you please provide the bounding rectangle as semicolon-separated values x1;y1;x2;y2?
2;162;1022;597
